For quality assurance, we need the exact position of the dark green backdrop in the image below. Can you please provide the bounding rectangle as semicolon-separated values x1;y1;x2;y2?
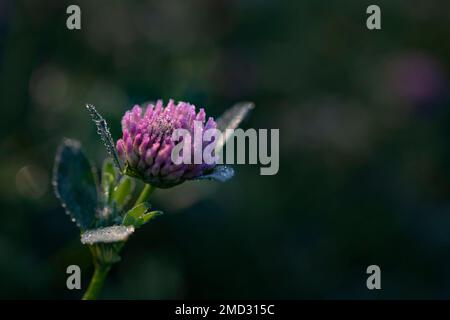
0;0;449;298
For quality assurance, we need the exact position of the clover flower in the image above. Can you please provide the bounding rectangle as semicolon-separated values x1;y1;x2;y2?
116;100;218;188
54;100;253;299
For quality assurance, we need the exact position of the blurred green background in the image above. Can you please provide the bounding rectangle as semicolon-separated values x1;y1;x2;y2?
1;0;450;299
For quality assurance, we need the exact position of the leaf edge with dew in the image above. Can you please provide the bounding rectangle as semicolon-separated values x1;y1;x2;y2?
215;101;255;153
81;225;135;245
86;104;123;172
52;138;99;231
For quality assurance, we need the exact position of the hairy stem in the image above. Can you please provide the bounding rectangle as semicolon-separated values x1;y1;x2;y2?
134;184;155;206
82;264;111;300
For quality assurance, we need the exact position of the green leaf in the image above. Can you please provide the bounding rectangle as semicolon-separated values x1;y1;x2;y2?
101;172;114;202
101;158;118;203
123;202;163;228
81;225;135;244
53;139;99;231
141;210;163;224
196;165;234;182
112;176;135;209
86;104;123;172
102;158;117;179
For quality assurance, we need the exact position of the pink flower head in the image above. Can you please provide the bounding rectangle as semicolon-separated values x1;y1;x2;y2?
116;99;217;188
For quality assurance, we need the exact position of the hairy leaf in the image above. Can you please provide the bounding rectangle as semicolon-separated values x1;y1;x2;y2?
86;104;122;172
81;225;135;244
216;101;254;152
53;139;98;231
196;165;234;182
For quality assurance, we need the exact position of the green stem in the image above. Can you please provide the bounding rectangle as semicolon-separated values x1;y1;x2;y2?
82;184;154;300
134;184;154;206
82;264;111;300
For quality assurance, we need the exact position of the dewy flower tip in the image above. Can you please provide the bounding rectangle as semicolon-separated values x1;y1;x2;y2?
116;99;217;188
